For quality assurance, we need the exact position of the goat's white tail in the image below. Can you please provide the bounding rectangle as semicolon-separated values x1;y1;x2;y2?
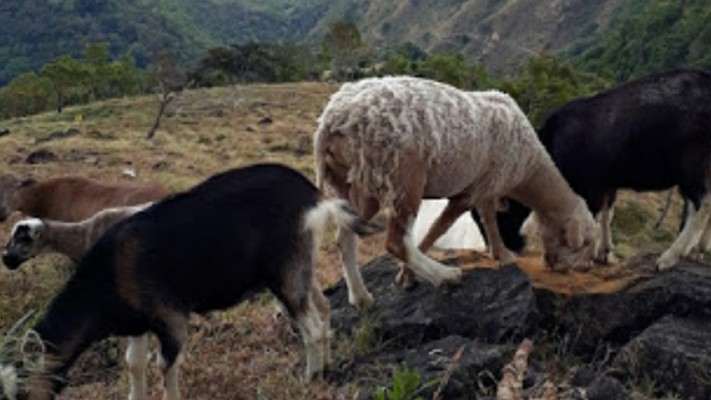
303;199;382;251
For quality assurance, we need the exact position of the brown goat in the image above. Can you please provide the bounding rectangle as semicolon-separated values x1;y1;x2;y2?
0;174;169;222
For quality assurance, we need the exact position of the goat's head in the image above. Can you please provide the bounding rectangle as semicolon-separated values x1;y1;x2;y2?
536;203;599;272
2;220;45;270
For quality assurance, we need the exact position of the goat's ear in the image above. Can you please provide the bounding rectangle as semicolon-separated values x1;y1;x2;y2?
564;219;584;249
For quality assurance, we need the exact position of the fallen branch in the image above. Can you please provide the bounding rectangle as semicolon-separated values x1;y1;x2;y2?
497;339;534;400
432;345;465;400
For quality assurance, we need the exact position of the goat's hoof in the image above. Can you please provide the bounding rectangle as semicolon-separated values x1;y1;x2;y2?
395;269;418;290
349;291;374;309
438;267;463;286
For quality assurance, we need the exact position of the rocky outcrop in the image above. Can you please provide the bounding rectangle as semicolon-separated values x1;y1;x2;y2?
327;255;711;398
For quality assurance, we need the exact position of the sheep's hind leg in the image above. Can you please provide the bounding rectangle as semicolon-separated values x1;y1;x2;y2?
658;196;711;270
126;334;150;400
387;208;463;288
478;200;517;265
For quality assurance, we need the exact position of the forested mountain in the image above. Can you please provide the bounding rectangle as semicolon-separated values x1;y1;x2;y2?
0;0;330;84
2;0;710;86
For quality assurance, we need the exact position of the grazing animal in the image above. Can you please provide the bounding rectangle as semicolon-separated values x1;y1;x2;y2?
475;69;711;270
0;174;168;223
314;76;598;307
2;203;152;268
0;164;374;400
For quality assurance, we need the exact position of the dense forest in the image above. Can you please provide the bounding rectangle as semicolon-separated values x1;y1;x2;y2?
1;0;710;123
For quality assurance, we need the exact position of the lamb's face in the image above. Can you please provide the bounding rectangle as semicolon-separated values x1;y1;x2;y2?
2;220;44;270
539;211;599;272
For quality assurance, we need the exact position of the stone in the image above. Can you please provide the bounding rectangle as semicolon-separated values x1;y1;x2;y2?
328;256;539;349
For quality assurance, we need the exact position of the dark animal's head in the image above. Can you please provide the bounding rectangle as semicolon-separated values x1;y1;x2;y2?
2;220;45;270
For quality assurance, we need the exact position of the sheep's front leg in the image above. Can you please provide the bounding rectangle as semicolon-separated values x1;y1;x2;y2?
126;334;150;400
478;201;516;265
658;196;711;270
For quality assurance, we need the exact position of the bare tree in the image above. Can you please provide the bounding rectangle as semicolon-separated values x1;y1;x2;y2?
146;52;188;140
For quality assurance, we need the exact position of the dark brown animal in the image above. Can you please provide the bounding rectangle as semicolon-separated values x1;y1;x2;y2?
0;174;169;222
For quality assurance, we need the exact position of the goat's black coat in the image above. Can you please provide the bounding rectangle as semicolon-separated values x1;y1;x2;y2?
471;68;711;249
30;163;321;393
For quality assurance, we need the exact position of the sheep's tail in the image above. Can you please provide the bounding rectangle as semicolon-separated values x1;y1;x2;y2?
303;199;383;251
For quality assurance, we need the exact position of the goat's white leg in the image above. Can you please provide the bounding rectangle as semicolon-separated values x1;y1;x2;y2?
295;295;327;380
158;352;182;400
126;334;150;400
478;201;516;265
594;205;616;264
658;197;711;270
310;285;332;367
337;226;373;309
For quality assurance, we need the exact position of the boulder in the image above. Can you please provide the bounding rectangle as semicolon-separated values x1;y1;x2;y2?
327;256;539;348
612;315;711;399
536;261;711;353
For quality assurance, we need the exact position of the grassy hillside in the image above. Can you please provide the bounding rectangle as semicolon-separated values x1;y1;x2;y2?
0;81;682;398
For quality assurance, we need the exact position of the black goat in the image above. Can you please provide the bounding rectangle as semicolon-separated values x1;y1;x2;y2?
0;164;373;400
473;68;711;269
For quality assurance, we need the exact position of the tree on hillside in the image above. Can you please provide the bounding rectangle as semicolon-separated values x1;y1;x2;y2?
42;55;89;113
501;53;609;128
146;52;187;139
321;20;369;80
0;72;53;119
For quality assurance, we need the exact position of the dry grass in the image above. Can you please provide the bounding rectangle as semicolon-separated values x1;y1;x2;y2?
0;81;684;399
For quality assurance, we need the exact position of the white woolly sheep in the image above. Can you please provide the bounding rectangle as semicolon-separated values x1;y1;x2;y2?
314;76;599;307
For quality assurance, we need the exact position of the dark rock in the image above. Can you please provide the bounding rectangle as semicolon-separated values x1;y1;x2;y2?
365;335;514;400
0;128;10;137
584;375;628;400
612;315;711;399
25;149;58;164
257;116;273;125
536;261;711;353
327;256;538;348
35;127;80;144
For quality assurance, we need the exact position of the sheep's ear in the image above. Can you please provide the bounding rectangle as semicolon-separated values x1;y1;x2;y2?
564;219;584;249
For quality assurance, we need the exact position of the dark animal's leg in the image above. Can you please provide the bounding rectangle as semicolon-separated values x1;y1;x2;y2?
478;199;516;265
595;192;617;264
153;311;189;400
658;196;711;270
125;334;150;400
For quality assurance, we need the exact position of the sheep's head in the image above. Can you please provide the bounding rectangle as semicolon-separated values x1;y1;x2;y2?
537;204;599;272
2;220;45;270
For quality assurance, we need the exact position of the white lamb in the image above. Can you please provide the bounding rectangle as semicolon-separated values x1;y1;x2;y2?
314;76;599;308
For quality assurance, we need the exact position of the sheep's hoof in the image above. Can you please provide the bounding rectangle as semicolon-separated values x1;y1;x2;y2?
441;267;463;285
395;269;418;290
594;249;617;265
656;252;679;271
